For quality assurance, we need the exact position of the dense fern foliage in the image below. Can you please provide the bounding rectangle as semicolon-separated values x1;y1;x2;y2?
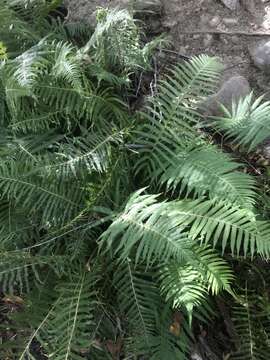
1;1;270;359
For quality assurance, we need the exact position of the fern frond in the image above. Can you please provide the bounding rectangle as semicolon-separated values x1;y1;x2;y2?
232;288;270;360
83;8;158;75
101;190;270;262
0;251;64;294
114;262;160;340
52;41;84;91
135;56;224;183
211;93;270;152
100;191;194;266
160;263;207;314
41;270;98;360
170;198;270;257
159;143;256;208
0;160;84;225
40;126;125;179
129;307;191;360
160;247;233;318
16;267;99;360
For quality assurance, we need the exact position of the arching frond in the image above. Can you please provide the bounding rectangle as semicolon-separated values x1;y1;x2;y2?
100;191;194;266
159;144;256;208
0;160;84;226
160;247;233;319
41;270;98;360
101;191;270;263
211;93;270;152
160;263;208;314
134;57;254;210
170;198;270;257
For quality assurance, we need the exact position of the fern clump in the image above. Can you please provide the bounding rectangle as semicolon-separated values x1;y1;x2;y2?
1;1;270;359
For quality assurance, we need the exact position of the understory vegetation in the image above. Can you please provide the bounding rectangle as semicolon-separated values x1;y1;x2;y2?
1;1;270;359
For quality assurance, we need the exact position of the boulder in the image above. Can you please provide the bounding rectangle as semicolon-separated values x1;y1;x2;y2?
241;0;256;14
220;0;240;11
199;76;251;117
249;40;270;74
134;0;163;14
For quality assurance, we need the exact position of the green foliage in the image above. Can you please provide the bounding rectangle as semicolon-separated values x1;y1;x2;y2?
211;93;270;152
1;2;270;360
232;287;270;360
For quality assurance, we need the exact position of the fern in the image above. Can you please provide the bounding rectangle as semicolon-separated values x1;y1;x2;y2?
210;93;270;152
113;262;160;341
0;251;64;294
1;4;270;359
159;143;256;208
101;190;270;260
15;268;99;360
232;288;270;360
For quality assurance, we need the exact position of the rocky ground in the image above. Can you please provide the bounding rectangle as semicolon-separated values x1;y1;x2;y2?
64;0;270;92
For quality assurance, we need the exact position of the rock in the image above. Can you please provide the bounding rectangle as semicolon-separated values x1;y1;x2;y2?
203;34;214;48
231;35;239;44
209;16;221;28
134;0;163;14
147;18;163;34
242;0;256;13
199;76;251;117
249;40;270;74
220;0;240;11
200;14;209;26
223;17;238;26
261;142;270;160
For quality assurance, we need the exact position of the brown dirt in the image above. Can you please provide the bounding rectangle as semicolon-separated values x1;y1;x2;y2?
64;0;270;95
163;0;270;94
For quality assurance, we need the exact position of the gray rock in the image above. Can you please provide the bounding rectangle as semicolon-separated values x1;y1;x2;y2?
203;34;214;48
221;0;240;11
199;76;251;117
249;40;270;74
209;16;221;28
223;17;238;26
261;142;270;160
241;0;256;13
134;0;162;14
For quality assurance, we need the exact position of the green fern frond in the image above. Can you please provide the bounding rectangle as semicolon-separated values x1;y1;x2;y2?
160;247;233;319
41;270;98;360
170;198;270;257
232;288;270;360
83;7;158;75
0;160;84;226
16;268;99;360
101;190;270;262
100;190;194;266
114;262;160;340
159;143;256;208
129;306;191;360
160;263;207;314
52;41;84;91
211;93;270;152
194;246;233;295
40;126;125;179
0;251;64;294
